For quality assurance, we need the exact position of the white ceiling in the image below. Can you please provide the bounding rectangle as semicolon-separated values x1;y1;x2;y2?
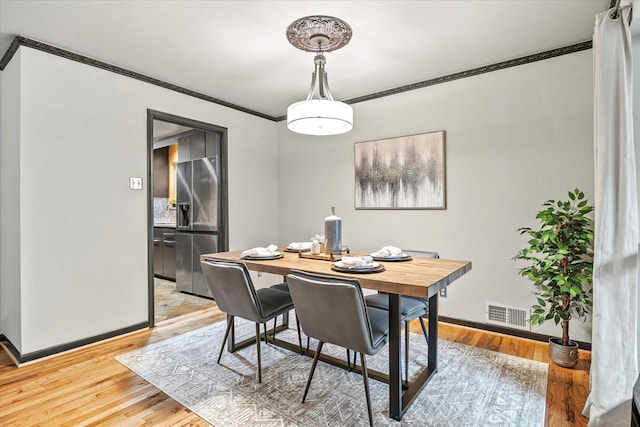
0;1;621;120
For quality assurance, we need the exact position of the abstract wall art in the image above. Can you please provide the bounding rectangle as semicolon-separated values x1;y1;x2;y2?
354;131;446;209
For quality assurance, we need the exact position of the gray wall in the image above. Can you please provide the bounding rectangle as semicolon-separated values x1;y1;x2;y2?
0;43;597;357
277;50;595;342
0;46;280;355
0;49;22;351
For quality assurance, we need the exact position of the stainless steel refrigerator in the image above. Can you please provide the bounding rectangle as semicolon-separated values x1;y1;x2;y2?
175;156;220;298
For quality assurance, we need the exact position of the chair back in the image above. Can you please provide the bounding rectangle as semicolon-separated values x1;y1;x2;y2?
286;270;382;355
201;259;264;323
404;250;439;259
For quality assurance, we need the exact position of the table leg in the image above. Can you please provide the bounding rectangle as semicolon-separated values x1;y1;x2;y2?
428;294;438;371
389;293;403;421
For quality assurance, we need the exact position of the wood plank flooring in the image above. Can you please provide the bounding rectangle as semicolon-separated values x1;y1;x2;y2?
418;321;591;426
0;308;590;426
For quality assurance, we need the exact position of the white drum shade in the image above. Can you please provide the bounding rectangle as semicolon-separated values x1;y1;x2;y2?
287;99;353;136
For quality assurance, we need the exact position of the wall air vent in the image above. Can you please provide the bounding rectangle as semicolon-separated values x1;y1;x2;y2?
485;302;530;331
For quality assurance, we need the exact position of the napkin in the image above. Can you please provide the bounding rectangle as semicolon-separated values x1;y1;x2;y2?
241;244;278;258
341;256;374;267
371;246;403;257
287;241;313;250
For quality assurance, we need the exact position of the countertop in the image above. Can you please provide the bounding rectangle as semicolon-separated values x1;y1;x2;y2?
154;223;176;228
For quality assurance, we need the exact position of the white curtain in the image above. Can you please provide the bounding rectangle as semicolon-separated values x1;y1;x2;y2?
583;4;638;426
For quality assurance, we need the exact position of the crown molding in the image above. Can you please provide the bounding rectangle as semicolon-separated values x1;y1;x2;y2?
273;40;592;121
343;41;593;105
2;36;592;124
0;36;278;121
0;36;21;70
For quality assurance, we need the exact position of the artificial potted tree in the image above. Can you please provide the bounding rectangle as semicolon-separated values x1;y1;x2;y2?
514;188;594;368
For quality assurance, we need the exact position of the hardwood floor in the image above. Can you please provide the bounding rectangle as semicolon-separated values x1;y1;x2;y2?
422;322;591;426
0;309;590;426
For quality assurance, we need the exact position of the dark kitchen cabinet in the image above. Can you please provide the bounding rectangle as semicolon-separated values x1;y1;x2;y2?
178;130;219;161
163;234;176;279
153;146;169;197
153;228;163;276
153;226;176;280
178;131;203;162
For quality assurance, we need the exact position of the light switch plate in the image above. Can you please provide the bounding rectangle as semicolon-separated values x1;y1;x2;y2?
129;177;143;190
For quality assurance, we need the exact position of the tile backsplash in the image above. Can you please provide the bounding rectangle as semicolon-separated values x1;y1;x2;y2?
154;197;176;224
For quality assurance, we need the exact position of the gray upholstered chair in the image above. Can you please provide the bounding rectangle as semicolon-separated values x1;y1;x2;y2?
201;259;301;383
364;250;439;381
287;270;389;427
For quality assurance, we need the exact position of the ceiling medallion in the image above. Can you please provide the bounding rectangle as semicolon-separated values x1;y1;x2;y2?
286;15;352;53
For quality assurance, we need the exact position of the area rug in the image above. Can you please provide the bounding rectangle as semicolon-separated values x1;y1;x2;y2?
116;314;547;426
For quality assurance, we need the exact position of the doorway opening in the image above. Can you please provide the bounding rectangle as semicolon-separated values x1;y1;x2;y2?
147;110;228;327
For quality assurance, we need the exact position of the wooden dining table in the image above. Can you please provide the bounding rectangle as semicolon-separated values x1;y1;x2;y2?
201;248;472;421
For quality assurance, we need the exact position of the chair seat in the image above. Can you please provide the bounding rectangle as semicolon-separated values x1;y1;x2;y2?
365;293;428;320
270;282;289;293
256;287;295;318
366;306;390;349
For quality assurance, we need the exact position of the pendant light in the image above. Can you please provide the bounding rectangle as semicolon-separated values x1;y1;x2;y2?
286;16;353;136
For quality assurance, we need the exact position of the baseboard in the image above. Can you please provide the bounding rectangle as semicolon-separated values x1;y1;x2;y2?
0;334;20;365
438;316;592;351
1;315;591;365
0;322;149;365
154;274;176;282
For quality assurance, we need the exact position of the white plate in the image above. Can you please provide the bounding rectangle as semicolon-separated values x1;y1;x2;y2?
287;243;312;249
242;252;281;260
370;253;411;261
285;246;310;252
334;261;379;270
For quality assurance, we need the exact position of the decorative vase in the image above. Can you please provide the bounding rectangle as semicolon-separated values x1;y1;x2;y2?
548;337;579;368
324;207;342;254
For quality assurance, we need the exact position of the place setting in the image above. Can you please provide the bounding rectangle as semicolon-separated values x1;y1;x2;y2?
332;255;385;274
369;245;412;262
284;241;313;253
240;244;283;260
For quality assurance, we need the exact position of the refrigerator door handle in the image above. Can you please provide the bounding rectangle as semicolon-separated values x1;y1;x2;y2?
177;203;191;229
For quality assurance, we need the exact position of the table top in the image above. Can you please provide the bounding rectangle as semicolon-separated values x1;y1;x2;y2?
201;248;471;298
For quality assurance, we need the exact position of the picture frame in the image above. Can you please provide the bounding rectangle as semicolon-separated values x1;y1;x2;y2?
354;130;446;209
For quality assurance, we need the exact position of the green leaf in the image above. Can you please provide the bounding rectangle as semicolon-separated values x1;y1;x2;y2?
515;188;593;322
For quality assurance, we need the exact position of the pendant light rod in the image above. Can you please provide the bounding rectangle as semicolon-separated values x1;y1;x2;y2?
307;54;334;101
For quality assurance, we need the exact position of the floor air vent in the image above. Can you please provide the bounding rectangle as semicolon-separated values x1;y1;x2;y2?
486;302;530;331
